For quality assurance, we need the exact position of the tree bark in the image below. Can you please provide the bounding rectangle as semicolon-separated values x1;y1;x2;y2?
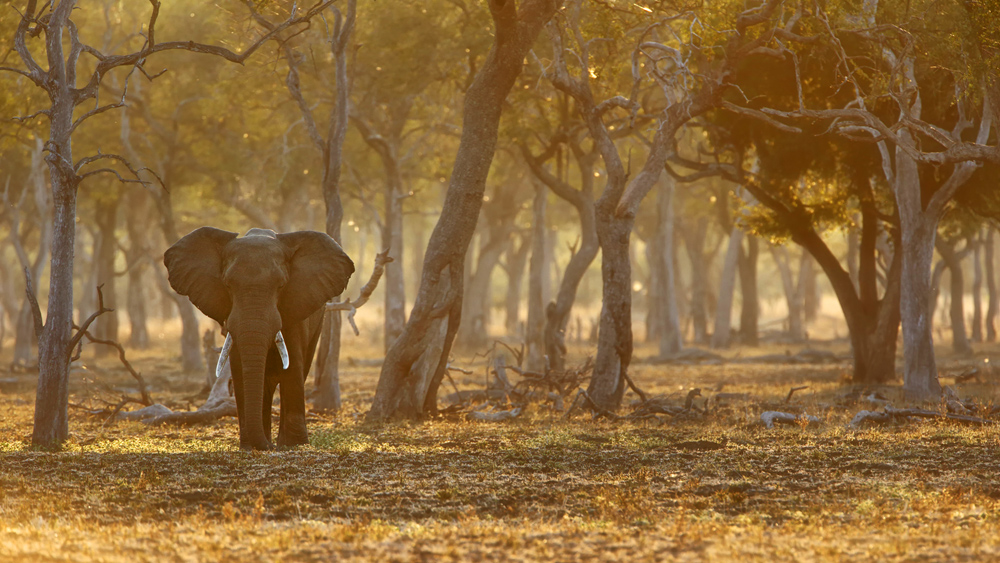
367;0;561;422
896;146;943;400
32;5;78;444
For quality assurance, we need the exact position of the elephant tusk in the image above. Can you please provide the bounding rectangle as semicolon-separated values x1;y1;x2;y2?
275;330;290;370
217;333;233;379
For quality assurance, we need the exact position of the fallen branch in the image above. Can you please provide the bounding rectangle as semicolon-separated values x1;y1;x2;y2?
326;248;393;335
761;411;820;429
785;385;809;403
468;406;522;422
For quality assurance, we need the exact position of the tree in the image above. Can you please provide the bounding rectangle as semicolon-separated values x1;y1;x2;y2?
544;0;789;411
367;0;562;422
735;0;1000;398
2;0;334;447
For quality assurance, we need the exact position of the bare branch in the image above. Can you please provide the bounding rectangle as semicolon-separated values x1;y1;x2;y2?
23;267;43;339
67;285;114;357
75;329;154;406
721;101;802;133
327;248;393;335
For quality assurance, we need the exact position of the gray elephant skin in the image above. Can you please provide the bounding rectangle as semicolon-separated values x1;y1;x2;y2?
164;227;354;450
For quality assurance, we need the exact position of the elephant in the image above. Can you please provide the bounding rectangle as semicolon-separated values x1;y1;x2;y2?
164;227;354;450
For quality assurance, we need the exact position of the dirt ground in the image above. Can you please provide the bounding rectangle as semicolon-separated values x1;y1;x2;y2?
1;338;999;562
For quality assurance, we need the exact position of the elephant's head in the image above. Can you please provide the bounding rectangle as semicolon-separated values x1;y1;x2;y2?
163;227;354;449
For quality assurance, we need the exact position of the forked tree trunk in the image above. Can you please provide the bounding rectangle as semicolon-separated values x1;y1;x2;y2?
525;145;600;372
712;228;743;349
986;227;997;341
367;0;561;422
738;235;759;346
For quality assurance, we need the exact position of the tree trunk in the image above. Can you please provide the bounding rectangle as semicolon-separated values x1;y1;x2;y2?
504;234;530;337
151;189;203;372
936;237;973;356
712;228;743;349
738;235;759;346
382;156;406;353
772;246;805;341
524;148;601;372
847;218;860;292
800;252;819;323
654;178;682;356
681;218;711;344
458;224;510;350
93;192;121;353
313;0;355;413
743;167;901;386
986;227;997;341
972;233;983;343
125;188;150;349
526;184;548;371
33;71;78;446
896;145;942;400
367;0;560;422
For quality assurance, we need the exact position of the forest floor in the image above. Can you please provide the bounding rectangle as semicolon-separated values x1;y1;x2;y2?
1;338;999;562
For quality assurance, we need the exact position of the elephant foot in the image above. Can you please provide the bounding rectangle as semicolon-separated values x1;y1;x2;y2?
276;431;309;448
240;438;275;451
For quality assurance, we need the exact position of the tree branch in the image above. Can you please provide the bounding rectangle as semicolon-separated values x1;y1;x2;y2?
66;285;113;357
327;248;393;336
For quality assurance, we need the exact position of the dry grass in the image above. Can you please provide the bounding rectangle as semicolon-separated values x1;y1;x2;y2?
1;337;1000;561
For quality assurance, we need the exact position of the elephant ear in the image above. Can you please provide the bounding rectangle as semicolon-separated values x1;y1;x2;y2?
277;231;355;325
163;227;239;324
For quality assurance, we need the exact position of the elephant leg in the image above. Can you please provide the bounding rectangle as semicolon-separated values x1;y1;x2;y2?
262;376;278;444
276;373;309;447
230;346;250;448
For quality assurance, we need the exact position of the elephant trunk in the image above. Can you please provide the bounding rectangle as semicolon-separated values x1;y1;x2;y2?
230;312;280;450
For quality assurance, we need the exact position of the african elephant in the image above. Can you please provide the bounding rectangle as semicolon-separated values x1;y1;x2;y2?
164;227;354;450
